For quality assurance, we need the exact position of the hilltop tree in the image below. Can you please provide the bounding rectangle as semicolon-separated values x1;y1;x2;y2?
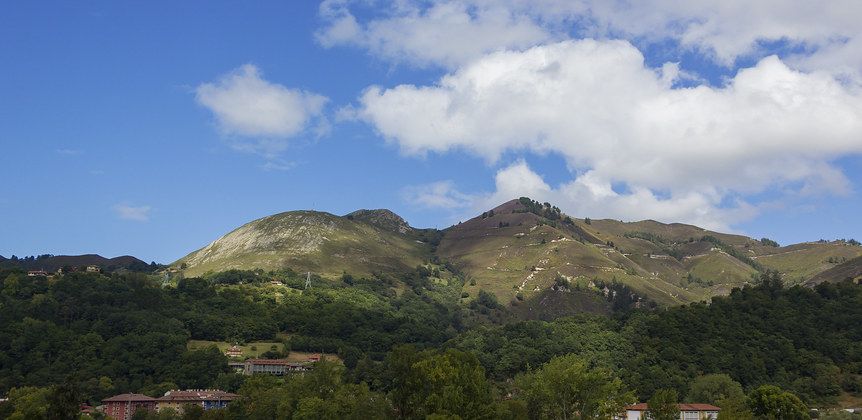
760;238;780;247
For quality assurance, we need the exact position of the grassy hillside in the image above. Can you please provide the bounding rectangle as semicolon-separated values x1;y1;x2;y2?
175;210;432;278
755;242;862;285
172;198;862;311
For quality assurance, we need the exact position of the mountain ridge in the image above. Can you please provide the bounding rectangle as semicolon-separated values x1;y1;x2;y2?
172;198;862;306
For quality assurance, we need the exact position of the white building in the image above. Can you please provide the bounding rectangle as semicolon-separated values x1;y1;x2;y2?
622;403;720;420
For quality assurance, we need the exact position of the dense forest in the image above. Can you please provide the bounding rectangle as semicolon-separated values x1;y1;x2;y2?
0;266;861;419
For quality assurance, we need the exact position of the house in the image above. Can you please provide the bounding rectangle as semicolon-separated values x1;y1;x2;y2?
241;359;311;375
622;403;720;420
27;270;48;277
86;265;101;273
102;393;157;420
155;389;237;414
224;345;243;358
307;353;321;362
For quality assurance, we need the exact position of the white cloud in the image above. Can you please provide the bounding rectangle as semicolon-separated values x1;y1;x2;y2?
317;0;551;68
55;148;82;155
360;40;862;228
317;0;862;74
402;180;473;210
413;161;758;232
113;203;152;222
196;64;328;156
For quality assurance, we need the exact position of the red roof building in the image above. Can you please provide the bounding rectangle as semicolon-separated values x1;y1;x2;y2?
102;394;156;420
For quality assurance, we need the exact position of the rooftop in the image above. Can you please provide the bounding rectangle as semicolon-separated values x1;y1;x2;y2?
156;390;238;402
102;393;156;403
246;358;306;366
625;403;721;411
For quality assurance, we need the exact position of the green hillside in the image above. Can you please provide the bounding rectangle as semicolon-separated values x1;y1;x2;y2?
173;198;862;310
175;210;432;278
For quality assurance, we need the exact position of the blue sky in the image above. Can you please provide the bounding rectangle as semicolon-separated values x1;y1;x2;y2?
1;1;861;263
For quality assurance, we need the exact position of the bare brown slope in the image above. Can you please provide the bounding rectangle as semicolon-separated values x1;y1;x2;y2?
806;256;862;286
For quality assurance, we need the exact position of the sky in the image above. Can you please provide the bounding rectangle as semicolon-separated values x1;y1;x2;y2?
1;0;861;263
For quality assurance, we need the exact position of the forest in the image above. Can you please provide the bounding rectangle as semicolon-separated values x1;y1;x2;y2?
0;266;860;419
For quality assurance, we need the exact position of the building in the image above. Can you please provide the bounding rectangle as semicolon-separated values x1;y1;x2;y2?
225;345;243;358
155;389;237;414
27;270;48;277
86;265;101;273
241;359;311;375
622;403;720;420
102;393;157;420
228;361;245;373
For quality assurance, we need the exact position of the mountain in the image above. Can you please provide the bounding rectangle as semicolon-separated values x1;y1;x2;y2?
175;210;432;278
346;209;412;234
174;198;862;307
0;254;150;273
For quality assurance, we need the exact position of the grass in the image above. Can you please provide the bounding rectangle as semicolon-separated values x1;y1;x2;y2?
686;251;758;287
187;339;340;362
177;210;431;278
187;340;285;358
756;243;862;284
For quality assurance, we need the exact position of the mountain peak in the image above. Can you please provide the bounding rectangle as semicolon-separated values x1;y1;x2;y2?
346;209;412;234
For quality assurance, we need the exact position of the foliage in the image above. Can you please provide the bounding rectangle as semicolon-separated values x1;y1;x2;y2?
514;354;634;420
228;360;390;419
409;349;494;419
760;238;780;247
646;388;679;420
517;197;562;221
716;395;754;420
747;385;809;419
686;374;745;405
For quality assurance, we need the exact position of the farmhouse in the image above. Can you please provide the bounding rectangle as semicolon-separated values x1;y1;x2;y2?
102;393;156;420
224;345;243;358
622;403;720;420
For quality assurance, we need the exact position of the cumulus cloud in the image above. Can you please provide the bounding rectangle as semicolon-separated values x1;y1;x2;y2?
362;40;862;228
318;0;862;74
196;64;328;156
113;203;152;222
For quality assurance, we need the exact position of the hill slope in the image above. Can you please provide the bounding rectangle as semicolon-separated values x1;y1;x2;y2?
174;199;862;307
437;198;861;306
806;256;862;286
175;210;432;278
